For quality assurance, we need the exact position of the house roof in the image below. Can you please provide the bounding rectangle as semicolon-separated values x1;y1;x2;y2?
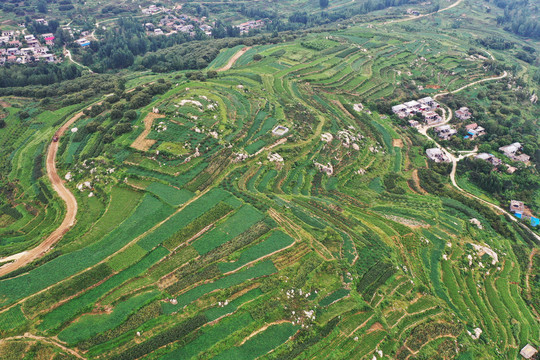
499;142;521;154
510;200;525;213
475;153;491;160
418;96;434;103
404;100;420;107
520;344;538;359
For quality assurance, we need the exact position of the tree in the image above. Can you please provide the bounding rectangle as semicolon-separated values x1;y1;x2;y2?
0;119;5;129
19;110;30;120
319;0;329;8
253;53;263;61
37;1;47;13
124;110;137;121
110;109;123;120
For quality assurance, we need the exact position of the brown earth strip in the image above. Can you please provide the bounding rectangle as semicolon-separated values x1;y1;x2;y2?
131;112;165;151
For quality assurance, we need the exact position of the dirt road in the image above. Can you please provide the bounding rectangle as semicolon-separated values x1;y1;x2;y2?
217;47;251;72
415;70;540;244
0;111;83;277
383;0;464;24
63;46;93;73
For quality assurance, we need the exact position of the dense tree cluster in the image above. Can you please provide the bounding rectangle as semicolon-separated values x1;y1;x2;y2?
0;74;120;103
0;64;81;88
139;36;275;73
74;17;203;72
494;0;540;39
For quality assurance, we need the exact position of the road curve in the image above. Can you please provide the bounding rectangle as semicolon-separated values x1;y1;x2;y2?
0;111;84;277
417;71;540;243
382;0;464;24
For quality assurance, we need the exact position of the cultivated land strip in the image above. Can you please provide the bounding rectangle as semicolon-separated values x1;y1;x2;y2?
131;112;165;151
0;334;85;359
217;46;252;72
0;110;83;277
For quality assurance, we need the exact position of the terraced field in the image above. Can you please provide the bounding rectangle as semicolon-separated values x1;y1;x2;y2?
0;15;538;360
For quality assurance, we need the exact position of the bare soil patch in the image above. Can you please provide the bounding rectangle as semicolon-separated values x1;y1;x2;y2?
131;112;165;151
392;138;403;148
217;46;251;72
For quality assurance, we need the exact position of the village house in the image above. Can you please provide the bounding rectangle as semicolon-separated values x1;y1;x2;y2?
200;24;213;36
393;97;440;121
418;96;439;110
154;28;164;35
145;23;155;31
404;100;421;111
499;142;530;164
20;47;34;56
24;34;35;42
506;165;517;174
42;33;55;45
392;104;409;118
500;142;522;157
238;20;265;34
38;53;55;62
27;39;40;47
75;38;90;47
464;123;485;139
272;125;289;136
475;153;502;167
408;119;420;128
9;40;21;47
510;200;540;227
426;148;450;163
7;47;20;56
434;124;457;140
175;24;194;34
35;19;48;26
455;107;472;120
2;30;15;38
520;344;538;359
0;36;9;45
510;200;526;214
142;5;161;15
423;110;442;125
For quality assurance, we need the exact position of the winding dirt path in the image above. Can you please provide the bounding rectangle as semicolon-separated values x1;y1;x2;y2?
0;111;84;277
383;0;464;24
217;46;251;72
63;46;93;73
415;70;540;244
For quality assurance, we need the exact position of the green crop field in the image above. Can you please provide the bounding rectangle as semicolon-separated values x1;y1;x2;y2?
0;1;538;358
